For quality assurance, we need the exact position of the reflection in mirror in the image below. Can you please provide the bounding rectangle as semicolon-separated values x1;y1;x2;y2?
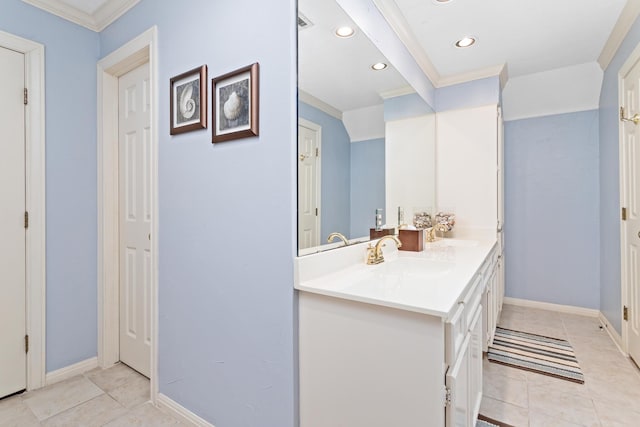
297;0;435;256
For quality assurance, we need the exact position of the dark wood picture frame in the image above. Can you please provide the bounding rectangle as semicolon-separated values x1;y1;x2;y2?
170;65;207;135
212;63;259;143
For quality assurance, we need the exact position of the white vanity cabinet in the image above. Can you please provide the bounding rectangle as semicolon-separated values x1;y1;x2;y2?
296;240;499;427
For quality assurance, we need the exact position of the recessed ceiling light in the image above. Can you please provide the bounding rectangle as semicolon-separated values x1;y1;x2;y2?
335;26;355;38
371;62;388;71
455;36;476;48
434;0;452;3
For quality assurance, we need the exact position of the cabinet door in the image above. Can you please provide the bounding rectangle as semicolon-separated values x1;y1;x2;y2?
469;306;483;422
446;334;470;427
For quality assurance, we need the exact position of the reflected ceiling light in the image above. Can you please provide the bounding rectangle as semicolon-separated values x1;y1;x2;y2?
371;62;388;71
335;26;355;38
455;36;476;48
434;0;452;3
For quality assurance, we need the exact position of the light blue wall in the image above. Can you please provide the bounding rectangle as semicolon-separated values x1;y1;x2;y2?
298;102;351;239
350;138;385;238
435;76;501;112
101;1;297;425
0;1;100;372
599;16;640;334
504;110;600;309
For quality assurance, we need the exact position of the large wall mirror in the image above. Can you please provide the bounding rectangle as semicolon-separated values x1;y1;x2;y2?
297;0;436;256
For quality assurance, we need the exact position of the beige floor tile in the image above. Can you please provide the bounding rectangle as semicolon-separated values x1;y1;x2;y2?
103;402;182;427
0;394;34;425
41;393;127;427
483;358;528;381
479;395;529;426
107;370;150;409
22;375;104;421
0;411;41;427
483;372;528;408
86;363;144;392
529;410;590;427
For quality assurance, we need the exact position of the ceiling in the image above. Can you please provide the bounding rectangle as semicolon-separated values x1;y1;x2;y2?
299;0;631;115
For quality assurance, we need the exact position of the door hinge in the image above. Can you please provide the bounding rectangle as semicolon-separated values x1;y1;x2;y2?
624;306;629;321
621;106;625;121
444;387;451;407
24;88;28;105
622;207;628;221
25;335;29;353
315;208;318;216
24;211;29;229
315;147;319;157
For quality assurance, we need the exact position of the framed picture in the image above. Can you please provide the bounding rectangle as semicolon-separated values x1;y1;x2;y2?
212;63;259;143
170;65;207;135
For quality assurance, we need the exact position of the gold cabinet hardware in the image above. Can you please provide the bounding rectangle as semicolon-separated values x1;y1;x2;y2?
622;207;627;221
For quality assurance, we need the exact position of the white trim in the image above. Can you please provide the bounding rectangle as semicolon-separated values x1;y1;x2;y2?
598;0;640;71
157;393;215;427
371;0;441;86
598;312;625;354
0;30;46;392
97;26;159;404
437;64;508;90
298;90;342;120
503;297;600;317
45;357;98;386
379;85;415;99
21;0;140;32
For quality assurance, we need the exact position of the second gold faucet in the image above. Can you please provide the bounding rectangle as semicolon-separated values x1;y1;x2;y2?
366;235;402;265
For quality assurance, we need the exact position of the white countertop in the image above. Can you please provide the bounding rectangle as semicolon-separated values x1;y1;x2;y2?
294;238;497;319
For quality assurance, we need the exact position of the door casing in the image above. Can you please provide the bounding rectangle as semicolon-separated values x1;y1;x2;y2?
0;30;46;392
97;26;158;402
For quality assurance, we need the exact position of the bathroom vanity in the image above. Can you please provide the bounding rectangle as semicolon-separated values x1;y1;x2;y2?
295;238;502;427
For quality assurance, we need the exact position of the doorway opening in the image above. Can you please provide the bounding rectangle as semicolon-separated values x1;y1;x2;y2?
97;27;158;402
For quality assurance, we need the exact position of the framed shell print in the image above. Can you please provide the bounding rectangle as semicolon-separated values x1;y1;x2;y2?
212;63;259;143
170;65;207;135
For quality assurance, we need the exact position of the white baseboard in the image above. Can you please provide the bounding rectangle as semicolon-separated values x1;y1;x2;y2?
598;312;625;354
45;357;98;386
157;393;214;427
503;297;600;317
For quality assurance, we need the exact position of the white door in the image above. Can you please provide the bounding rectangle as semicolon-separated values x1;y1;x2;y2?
298;119;320;250
0;46;26;398
119;63;152;378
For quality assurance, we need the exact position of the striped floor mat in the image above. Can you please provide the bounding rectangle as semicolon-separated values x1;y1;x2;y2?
477;414;514;427
488;326;584;383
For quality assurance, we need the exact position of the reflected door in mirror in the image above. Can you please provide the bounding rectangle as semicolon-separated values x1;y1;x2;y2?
298;119;321;249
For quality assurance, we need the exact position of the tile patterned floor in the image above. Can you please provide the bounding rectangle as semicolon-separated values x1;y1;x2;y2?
0;363;187;427
481;304;640;427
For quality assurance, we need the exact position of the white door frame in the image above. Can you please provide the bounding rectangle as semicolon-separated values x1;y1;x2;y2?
0;30;46;392
97;26;159;402
618;41;640;355
298;117;322;246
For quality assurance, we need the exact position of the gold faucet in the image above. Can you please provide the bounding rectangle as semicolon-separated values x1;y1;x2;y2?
327;232;349;246
366;235;402;265
425;223;449;243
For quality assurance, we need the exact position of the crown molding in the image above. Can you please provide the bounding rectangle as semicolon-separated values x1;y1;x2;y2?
298;90;343;120
598;0;640;70
437;63;508;89
379;85;415;99
372;0;441;85
372;0;507;89
21;0;140;32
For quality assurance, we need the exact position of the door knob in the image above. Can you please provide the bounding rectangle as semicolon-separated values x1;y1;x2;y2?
299;154;308;162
